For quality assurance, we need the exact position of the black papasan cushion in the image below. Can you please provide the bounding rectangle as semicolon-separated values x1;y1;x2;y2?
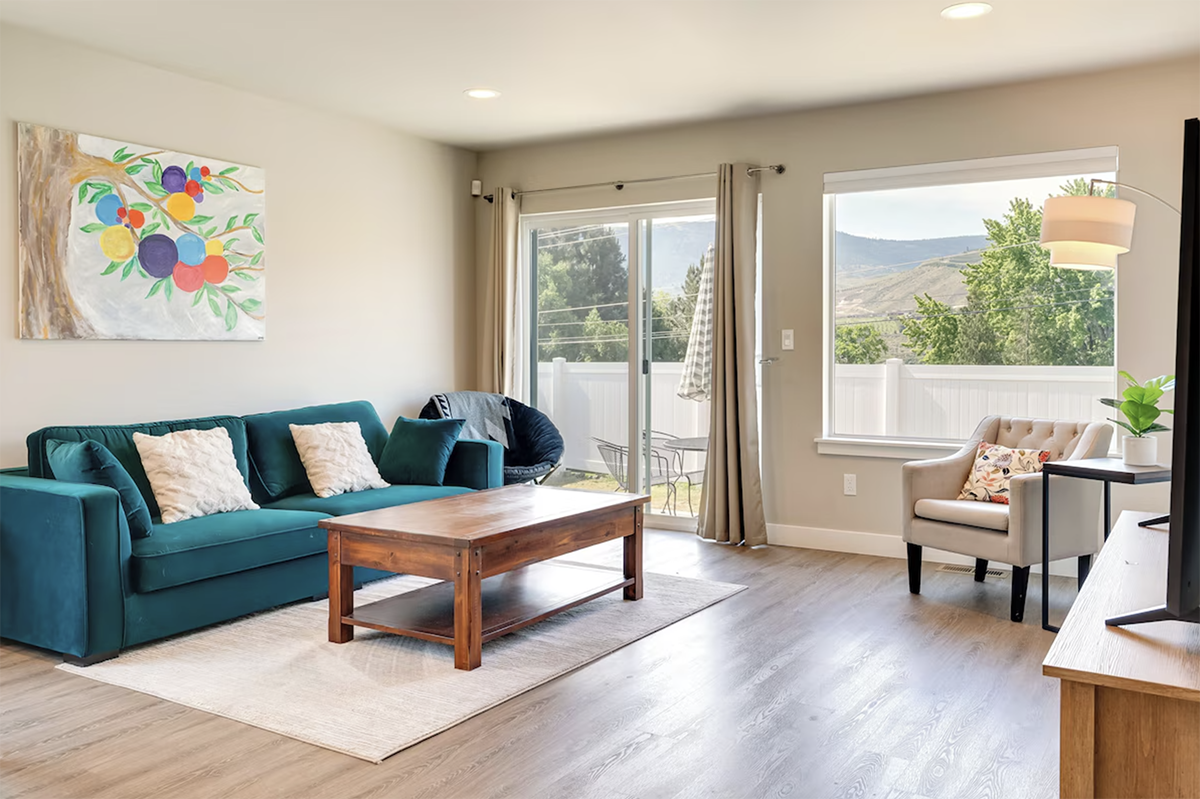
419;394;564;484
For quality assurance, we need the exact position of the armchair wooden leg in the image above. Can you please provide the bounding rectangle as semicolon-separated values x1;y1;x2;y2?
974;558;989;583
1011;566;1031;623
906;543;922;594
1077;554;1092;591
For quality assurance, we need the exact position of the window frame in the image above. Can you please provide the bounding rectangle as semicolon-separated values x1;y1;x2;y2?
819;147;1120;459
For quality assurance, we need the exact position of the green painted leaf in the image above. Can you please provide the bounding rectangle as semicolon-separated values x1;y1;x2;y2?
121;260;135;280
240;298;262;313
222;284;241;293
223;238;239;250
79;222;107;233
201;180;224;195
151;160;163;183
186;160;195;175
232;271;257;282
201;227;217;239
163;280;173;302
130;202;153;212
124;163;147;175
208;293;222;316
78;184;88;204
137;266;149;279
224;215;238;232
142;222;162;236
224;299;238;331
219;166;239;175
144;181;169;197
112;146;130;163
146;279;165;299
192;288;204;307
217;177;237;190
101;261;120;276
189;215;214;225
251;226;264;244
89;184;113;201
250;251;263;266
242;213;258;226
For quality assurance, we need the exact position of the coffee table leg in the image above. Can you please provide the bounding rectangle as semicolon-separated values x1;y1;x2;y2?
624;505;644;600
328;531;354;643
454;546;482;670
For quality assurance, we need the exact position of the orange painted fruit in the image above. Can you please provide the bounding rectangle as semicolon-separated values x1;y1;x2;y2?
201;255;229;284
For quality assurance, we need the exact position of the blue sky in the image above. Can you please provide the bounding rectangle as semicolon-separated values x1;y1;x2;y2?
835;173;1111;240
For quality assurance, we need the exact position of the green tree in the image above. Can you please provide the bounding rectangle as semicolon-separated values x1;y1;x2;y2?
902;181;1114;366
536;225;630;362
835;323;888;364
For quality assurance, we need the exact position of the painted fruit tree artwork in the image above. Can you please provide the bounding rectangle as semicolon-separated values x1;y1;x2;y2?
17;123;266;340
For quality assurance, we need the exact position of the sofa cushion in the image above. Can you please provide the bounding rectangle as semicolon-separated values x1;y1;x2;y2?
45;438;155;539
243;401;389;503
131;508;329;593
914;498;1009;532
379;416;465;486
27;416;250;519
265;484;471;516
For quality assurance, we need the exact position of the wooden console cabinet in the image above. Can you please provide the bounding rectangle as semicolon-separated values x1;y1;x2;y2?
1043;511;1200;799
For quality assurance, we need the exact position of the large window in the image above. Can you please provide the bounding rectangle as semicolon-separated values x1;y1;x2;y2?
823;148;1118;448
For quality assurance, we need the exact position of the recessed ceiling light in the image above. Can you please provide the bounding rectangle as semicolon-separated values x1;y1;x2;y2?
464;88;501;100
941;2;993;19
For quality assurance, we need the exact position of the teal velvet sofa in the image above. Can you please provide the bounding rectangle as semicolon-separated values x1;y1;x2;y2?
0;400;503;665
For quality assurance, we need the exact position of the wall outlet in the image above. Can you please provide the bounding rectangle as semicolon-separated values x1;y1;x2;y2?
781;329;794;351
843;474;857;496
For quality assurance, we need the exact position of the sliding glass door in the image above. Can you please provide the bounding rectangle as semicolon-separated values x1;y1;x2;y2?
524;200;715;521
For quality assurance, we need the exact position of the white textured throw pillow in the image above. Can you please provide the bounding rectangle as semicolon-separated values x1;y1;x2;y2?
289;422;389;498
132;427;259;524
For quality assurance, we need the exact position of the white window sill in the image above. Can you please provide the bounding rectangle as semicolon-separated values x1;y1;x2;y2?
815;437;963;460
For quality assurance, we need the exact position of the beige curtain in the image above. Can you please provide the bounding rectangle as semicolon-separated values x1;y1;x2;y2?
699;164;768;546
481;189;519;395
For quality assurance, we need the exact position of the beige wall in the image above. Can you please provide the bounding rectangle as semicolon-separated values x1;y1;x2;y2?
478;57;1200;537
0;25;478;467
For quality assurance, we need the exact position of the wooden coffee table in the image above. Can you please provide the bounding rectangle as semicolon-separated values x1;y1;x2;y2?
318;485;649;670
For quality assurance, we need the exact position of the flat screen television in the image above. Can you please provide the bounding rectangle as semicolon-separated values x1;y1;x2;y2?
1108;117;1200;627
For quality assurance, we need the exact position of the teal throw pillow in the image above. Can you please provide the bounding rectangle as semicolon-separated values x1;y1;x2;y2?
46;438;155;539
378;417;465;486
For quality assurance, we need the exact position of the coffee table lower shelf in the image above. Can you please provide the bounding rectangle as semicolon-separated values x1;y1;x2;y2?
342;560;635;645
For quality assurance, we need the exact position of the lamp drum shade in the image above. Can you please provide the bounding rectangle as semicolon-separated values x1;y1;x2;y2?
1040;195;1136;269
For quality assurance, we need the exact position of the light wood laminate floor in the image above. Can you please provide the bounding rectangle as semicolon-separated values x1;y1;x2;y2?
1;531;1073;799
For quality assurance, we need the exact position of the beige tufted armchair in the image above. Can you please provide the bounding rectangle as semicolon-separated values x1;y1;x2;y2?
902;416;1113;622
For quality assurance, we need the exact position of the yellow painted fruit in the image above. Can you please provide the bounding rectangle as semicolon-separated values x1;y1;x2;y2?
98;225;135;261
205;239;223;257
165;192;195;222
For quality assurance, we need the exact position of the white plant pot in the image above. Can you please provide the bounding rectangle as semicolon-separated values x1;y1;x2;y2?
1122;435;1158;466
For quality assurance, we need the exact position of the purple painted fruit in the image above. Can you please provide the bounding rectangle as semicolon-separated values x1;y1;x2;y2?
162;165;187;194
138;234;178;278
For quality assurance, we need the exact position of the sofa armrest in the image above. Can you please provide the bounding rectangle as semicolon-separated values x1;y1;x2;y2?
0;474;130;658
1008;472;1103;566
443;439;504;490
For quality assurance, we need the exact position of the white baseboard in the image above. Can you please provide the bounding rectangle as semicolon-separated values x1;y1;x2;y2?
766;523;1078;577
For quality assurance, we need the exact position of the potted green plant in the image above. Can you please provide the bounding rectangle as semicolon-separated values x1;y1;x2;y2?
1100;372;1175;466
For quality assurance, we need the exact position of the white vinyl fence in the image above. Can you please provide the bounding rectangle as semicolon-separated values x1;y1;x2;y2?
834;359;1116;440
536;359;710;474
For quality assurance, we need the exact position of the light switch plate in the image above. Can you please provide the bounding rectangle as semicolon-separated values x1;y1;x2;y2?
782;329;794;351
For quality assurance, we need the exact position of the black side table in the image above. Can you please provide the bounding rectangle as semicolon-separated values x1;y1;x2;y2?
1040;457;1171;632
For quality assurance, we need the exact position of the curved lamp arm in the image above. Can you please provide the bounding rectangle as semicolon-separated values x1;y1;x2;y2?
1089;178;1182;215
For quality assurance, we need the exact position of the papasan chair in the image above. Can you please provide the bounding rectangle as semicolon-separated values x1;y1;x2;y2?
419;391;565;485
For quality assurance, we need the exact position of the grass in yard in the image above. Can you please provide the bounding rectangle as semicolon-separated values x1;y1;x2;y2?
544;469;701;517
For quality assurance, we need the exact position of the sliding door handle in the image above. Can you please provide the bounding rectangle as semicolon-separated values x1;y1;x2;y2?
758;357;779;365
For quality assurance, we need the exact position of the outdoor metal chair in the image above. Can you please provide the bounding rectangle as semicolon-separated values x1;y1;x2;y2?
591;437;678;513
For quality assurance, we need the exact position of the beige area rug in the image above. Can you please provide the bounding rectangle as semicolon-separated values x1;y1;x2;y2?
58;566;745;763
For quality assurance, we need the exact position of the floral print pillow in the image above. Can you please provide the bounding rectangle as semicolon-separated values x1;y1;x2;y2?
958;442;1051;505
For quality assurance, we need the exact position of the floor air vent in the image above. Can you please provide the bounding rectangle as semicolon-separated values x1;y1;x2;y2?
937;563;1006;578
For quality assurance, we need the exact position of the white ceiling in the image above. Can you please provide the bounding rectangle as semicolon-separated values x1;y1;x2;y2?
2;1;1198;150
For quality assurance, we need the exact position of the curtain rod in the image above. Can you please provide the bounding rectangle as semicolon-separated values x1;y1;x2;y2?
483;164;785;202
